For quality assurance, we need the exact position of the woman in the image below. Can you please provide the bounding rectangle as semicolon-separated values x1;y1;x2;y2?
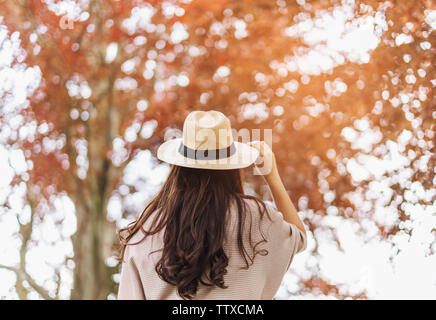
117;110;306;300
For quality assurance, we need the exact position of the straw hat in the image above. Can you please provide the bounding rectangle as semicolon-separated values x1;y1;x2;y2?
157;110;259;170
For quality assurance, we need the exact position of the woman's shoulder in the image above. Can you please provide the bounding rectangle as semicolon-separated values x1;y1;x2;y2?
239;197;302;237
240;197;281;220
228;197;284;232
240;197;307;252
122;228;149;257
128;229;147;244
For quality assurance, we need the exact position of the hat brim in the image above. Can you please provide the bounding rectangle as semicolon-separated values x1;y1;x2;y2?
157;138;259;170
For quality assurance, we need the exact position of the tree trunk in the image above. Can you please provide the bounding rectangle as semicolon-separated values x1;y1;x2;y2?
69;77;119;299
70;197;116;299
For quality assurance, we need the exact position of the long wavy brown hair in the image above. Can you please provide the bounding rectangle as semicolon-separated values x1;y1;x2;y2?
118;165;270;299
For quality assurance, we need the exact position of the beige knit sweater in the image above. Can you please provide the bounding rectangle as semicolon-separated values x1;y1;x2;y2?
117;198;307;300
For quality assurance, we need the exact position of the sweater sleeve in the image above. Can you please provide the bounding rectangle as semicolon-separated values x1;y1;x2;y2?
117;246;146;300
265;203;307;269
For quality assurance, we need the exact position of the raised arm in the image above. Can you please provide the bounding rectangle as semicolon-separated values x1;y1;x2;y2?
248;141;306;234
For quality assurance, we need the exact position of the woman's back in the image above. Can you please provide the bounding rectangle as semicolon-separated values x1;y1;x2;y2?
117;111;306;300
118;198;306;300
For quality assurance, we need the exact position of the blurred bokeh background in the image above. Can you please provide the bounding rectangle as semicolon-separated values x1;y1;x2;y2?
0;0;435;300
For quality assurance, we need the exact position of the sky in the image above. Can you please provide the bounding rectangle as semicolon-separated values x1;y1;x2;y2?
0;0;435;299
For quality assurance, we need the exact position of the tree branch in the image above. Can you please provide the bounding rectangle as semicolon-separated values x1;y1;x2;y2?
0;186;55;300
0;264;54;300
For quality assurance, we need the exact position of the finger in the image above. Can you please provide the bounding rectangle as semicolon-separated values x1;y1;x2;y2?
247;141;262;154
247;140;261;148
